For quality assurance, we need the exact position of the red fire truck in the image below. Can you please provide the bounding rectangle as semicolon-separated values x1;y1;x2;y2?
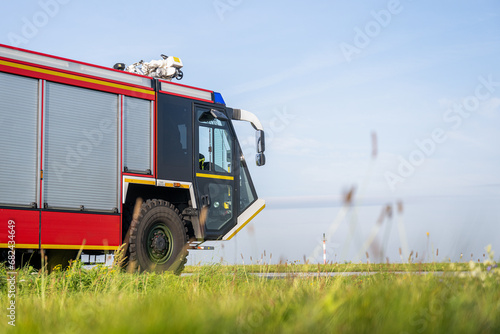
0;44;266;273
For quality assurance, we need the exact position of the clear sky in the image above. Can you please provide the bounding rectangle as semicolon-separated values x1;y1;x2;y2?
2;0;499;264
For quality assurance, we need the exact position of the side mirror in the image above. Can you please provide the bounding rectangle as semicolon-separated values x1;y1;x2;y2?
199;109;228;122
210;109;228;121
256;153;266;166
256;130;265;153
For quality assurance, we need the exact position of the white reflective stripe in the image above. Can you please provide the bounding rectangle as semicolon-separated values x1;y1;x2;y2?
0;45;152;88
160;81;212;101
122;176;156;204
156;179;197;209
122;180;128;204
122;178;197;210
189;184;198;209
223;198;265;240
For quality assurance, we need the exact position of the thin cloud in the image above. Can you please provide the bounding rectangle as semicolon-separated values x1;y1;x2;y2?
226;54;343;96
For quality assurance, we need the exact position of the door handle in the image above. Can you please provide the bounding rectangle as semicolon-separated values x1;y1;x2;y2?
201;195;211;207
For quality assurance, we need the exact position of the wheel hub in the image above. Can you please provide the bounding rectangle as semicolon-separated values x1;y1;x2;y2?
151;231;167;254
147;224;173;264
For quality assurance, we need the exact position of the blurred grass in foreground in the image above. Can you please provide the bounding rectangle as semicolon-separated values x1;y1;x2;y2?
183;262;474;273
0;257;499;334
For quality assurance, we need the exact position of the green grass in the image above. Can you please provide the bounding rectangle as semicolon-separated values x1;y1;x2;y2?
183;261;473;273
1;260;499;333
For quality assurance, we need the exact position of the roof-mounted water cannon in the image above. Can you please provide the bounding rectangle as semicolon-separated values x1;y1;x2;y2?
231;108;266;166
121;54;184;81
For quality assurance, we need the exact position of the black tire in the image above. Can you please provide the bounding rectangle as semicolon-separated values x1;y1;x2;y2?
119;202;134;268
129;199;188;274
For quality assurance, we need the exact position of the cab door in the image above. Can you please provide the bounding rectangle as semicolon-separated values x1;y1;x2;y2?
194;106;237;239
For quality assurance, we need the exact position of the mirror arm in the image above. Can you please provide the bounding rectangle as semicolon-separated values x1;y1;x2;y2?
231;108;264;131
231;108;266;166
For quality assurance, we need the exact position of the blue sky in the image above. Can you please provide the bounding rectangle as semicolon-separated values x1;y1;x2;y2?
1;0;499;264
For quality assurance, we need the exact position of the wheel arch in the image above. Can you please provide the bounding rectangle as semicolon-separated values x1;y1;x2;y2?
122;183;201;241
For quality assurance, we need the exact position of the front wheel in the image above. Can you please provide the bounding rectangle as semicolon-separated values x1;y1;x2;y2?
129;199;188;274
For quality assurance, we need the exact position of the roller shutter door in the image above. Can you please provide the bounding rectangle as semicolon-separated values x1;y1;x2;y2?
43;82;119;211
0;73;39;207
123;96;151;173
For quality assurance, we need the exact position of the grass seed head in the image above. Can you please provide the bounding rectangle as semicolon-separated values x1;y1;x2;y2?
343;186;355;206
385;204;393;219
397;201;403;214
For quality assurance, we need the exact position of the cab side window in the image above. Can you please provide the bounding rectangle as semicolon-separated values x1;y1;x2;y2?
197;109;232;174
